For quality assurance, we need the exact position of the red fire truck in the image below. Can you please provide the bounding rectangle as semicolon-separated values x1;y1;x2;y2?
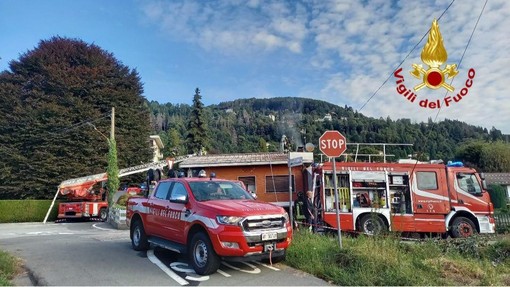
57;173;110;221
312;160;495;238
55;158;184;221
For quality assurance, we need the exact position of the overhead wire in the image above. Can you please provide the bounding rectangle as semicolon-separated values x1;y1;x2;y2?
358;0;456;112
409;0;487;183
434;0;488;122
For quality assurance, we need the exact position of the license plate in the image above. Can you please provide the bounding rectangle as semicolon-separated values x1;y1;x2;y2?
261;232;277;241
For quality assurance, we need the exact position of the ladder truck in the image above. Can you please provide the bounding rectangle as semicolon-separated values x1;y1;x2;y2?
44;155;193;223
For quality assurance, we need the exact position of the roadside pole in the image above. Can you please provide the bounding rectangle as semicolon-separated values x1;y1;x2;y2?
332;157;342;248
288;153;293;231
319;130;347;249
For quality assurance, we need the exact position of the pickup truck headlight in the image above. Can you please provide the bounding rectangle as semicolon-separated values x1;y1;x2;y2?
283;212;289;223
216;215;244;225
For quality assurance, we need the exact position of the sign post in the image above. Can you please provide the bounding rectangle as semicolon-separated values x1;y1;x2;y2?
288;156;302;231
319;130;347;249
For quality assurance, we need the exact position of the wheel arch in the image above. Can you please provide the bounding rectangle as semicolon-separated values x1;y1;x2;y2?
447;210;480;233
355;212;389;231
186;223;210;246
129;213;144;237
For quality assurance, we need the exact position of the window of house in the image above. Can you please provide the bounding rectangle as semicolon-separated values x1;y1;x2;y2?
266;175;295;193
238;176;256;193
154;182;172;200
416;172;438;190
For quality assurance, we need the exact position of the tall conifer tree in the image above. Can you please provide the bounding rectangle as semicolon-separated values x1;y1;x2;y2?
186;88;209;155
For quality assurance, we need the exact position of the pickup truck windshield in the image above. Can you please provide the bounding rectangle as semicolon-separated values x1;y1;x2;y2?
188;181;254;201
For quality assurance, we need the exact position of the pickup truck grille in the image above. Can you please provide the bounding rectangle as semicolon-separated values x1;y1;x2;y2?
241;216;285;232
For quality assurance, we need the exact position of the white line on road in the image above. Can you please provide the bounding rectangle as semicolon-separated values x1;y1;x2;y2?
216;269;231;277
147;250;189;286
92;223;111;231
254;261;280;271
221;262;261;274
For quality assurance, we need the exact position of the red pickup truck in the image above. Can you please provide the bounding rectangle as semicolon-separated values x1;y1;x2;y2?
126;176;292;275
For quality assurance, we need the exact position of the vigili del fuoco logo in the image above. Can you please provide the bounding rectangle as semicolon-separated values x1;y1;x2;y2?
394;19;475;109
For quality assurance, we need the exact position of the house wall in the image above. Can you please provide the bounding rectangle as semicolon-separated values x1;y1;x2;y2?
199;165;306;207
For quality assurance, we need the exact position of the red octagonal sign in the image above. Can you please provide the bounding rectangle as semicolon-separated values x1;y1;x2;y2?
319;130;347;158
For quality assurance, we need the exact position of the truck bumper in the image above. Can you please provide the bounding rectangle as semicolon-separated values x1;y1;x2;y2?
220;249;286;262
210;224;292;258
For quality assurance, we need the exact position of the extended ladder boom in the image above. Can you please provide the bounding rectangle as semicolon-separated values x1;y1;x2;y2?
58;154;194;190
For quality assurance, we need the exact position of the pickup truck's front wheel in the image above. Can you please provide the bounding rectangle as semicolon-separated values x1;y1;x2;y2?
131;220;149;251
189;232;220;275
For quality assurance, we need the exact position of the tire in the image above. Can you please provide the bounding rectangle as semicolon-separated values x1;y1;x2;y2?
359;214;386;236
131;220;149;251
450;217;477;238
99;208;108;222
189;232;220;275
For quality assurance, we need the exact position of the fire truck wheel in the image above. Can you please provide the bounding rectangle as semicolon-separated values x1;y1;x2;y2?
450;217;477;238
359;214;386;236
189;232;220;275
131;220;149;251
100;208;108;222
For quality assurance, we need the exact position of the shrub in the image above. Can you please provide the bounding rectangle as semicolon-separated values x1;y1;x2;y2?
488;185;507;209
0;200;60;223
116;193;142;207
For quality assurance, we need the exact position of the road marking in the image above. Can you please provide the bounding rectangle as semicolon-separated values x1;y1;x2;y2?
92;223;111;231
254;261;280;271
147;250;189;286
217;269;231;277
221;262;261;274
169;262;210;281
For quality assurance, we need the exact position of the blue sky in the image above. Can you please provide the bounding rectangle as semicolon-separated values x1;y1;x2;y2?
1;0;509;134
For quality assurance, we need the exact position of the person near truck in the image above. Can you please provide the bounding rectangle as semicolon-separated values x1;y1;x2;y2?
303;190;315;231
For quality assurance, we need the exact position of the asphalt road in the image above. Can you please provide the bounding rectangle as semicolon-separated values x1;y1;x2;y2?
0;221;330;286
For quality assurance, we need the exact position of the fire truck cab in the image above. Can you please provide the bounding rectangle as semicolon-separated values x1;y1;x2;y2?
313;160;495;238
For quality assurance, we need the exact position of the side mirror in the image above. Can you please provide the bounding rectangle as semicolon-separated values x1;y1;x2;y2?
481;179;488;191
170;194;188;204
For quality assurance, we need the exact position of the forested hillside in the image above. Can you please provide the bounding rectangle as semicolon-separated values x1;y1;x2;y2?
149;97;507;165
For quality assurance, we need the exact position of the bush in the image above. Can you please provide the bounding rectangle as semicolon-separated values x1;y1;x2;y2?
488;185;507;209
116;193;142;207
0;200;60;223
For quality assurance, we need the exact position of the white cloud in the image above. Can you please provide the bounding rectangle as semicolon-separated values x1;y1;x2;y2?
140;0;510;133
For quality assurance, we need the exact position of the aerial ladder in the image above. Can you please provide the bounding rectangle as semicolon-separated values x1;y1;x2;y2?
43;155;193;223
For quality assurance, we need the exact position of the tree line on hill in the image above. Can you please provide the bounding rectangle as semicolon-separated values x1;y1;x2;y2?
0;36;509;200
150;97;509;170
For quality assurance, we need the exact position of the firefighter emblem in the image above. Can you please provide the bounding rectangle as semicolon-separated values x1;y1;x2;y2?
410;19;459;92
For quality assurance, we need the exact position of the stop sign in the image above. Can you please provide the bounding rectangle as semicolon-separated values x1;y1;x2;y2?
319;130;347;158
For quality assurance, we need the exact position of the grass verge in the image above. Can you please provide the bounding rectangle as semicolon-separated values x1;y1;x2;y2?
286;230;510;286
0;250;21;286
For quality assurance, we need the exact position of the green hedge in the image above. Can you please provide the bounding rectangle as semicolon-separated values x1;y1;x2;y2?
0;200;60;223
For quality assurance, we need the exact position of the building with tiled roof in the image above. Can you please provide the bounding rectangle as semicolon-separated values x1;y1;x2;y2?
484;173;510;201
178;152;314;207
179;152;312;168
